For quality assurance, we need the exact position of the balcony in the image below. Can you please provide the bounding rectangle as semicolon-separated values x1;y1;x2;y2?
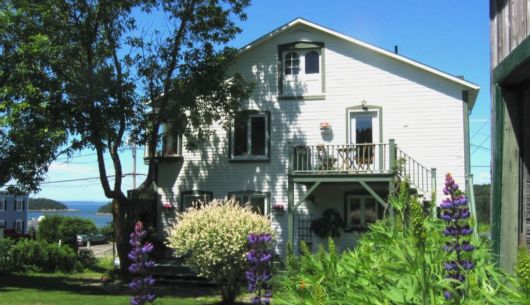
288;140;436;197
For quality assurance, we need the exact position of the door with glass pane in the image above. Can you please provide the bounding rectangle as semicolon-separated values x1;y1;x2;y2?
349;112;380;170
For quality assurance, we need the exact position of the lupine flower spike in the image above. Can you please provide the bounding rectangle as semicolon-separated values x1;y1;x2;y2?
129;221;156;305
246;233;273;305
438;174;474;300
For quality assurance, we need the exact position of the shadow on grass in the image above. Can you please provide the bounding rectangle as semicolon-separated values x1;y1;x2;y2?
0;272;226;300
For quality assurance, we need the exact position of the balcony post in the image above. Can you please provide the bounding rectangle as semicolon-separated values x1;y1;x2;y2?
388;139;396;172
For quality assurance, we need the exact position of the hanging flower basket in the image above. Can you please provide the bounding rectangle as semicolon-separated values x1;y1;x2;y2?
320;121;332;133
162;202;174;210
272;204;285;213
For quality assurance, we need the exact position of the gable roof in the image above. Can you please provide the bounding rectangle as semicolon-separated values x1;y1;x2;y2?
239;18;480;109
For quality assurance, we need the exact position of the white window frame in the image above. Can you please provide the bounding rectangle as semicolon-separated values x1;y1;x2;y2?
229;191;270;215
230;112;269;160
0;199;6;211
15;219;23;232
15;198;24;211
282;49;321;81
345;195;381;231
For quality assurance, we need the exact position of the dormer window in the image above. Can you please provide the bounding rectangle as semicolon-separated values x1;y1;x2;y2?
279;42;325;98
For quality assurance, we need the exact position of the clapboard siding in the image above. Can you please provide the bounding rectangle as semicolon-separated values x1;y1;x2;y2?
158;23;472;253
491;0;530;67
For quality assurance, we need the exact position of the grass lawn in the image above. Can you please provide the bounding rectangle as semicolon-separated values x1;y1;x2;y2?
0;260;250;305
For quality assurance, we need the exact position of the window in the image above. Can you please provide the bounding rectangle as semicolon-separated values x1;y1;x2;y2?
181;190;213;211
231;111;270;160
284;52;300;75
345;195;383;231
16;198;24;211
305;51;320;74
229;191;270;215
15;220;23;232
0;220;5;228
279;42;324;97
0;199;6;211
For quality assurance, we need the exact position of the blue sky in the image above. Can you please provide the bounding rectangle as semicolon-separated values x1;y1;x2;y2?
34;0;491;201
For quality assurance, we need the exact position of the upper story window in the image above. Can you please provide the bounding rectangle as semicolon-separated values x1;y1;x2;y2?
230;111;270;161
0;199;6;211
284;52;300;75
181;190;213;211
278;42;324;98
15;198;24;211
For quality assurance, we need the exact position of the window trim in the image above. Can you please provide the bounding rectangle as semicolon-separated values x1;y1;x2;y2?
180;190;213;211
0;220;5;228
15;219;23;232
228;190;271;215
278;41;325;96
229;110;271;162
15;198;24;211
0;199;6;211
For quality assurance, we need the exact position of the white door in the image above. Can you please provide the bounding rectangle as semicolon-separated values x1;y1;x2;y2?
349;112;380;170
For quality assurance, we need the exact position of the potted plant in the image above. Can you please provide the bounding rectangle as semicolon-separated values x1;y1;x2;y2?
320;121;332;133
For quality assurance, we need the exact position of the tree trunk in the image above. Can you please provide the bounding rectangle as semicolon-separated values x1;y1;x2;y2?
112;197;132;276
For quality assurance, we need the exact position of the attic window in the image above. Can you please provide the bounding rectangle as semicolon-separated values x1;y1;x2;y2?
278;41;324;97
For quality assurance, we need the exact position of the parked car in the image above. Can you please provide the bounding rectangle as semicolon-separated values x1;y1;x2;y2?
77;233;107;245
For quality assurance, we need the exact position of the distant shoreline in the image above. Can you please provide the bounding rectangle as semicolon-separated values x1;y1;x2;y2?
29;209;79;212
96;212;112;215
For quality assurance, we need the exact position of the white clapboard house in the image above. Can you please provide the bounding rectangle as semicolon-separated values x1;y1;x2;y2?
147;18;479;254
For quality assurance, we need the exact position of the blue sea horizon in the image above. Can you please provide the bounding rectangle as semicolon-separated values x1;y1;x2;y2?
29;201;112;228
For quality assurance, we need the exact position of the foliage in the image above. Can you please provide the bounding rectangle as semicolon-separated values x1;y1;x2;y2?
516;245;530;298
97;202;113;214
275;180;530;305
38;215;98;250
128;221;156;305
77;248;98;270
439;173;475;301
28;198;67;210
100;221;115;242
167;198;274;304
246;233;273;305
0;238;15;273
310;208;345;238
10;239;77;272
0;0;253;273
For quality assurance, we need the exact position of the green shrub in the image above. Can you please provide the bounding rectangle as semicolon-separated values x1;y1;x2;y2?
275;184;530;305
38;215;98;250
11;239;76;272
77;248;98;269
0;238;15;273
166;198;275;304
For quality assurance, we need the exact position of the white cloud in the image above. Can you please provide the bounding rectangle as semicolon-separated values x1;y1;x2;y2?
48;162;98;177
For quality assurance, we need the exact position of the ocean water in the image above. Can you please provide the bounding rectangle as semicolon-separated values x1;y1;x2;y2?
28;201;112;228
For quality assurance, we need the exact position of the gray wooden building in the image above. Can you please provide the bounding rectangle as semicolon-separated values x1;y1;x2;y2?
490;0;530;271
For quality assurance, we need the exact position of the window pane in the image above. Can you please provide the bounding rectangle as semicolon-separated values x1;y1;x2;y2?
349;198;362;226
234;114;248;156
364;198;377;224
249;196;266;215
251;116;266;155
285;52;300;75
305;51;319;74
356;115;373;144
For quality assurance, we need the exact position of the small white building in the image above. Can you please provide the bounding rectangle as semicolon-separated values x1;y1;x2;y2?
150;18;479;254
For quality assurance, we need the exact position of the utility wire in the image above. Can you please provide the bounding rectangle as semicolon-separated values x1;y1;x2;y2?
41;173;146;185
470;121;489;140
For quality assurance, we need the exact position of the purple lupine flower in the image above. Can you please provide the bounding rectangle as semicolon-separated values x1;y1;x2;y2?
128;221;156;305
438;174;475;300
246;233;274;305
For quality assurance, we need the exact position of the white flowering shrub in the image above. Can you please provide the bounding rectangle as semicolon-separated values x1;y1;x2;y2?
166;198;275;303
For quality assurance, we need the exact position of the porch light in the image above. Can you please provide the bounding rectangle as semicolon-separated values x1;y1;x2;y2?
361;99;367;109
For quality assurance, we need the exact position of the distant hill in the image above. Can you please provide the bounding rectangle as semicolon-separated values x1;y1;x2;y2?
29;198;68;210
97;202;112;214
